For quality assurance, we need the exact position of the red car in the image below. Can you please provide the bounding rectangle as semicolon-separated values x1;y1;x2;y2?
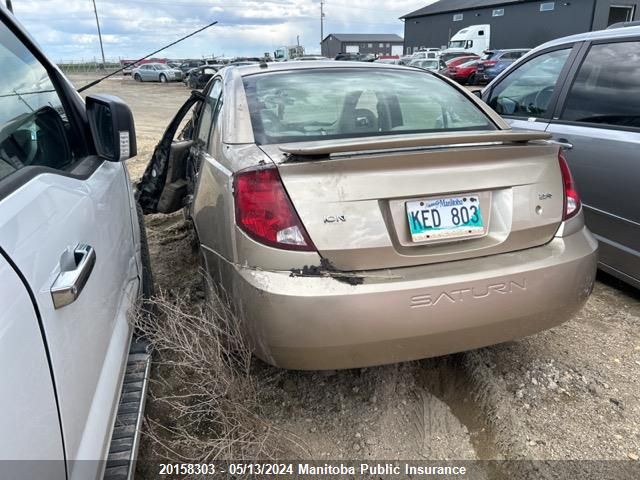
441;55;479;76
447;59;479;84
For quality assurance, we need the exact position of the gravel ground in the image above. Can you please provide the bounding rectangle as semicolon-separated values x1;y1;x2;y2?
73;74;640;477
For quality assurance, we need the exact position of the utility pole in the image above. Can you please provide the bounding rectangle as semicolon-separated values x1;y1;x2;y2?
91;0;106;68
320;0;325;47
5;0;13;13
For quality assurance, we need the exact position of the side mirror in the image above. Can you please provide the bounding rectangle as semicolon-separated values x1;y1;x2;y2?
471;89;482;98
86;94;137;162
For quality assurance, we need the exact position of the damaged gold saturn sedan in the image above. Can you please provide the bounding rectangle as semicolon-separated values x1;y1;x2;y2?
137;61;597;370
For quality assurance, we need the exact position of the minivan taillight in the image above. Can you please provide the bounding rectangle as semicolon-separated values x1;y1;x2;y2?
559;151;581;220
234;167;315;251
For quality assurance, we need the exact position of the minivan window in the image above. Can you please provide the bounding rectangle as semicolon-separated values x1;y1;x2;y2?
561;41;640;129
0;21;81;182
243;68;494;145
487;48;571;118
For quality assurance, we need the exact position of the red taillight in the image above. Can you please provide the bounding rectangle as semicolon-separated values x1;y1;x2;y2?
559;151;581;220
484;60;497;67
233;167;315;251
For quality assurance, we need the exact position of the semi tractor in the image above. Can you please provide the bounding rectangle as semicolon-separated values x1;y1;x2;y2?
443;24;491;57
274;45;305;61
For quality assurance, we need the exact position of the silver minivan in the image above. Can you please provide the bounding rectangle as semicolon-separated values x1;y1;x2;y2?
482;25;640;288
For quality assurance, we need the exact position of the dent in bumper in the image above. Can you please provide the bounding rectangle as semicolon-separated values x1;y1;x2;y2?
227;227;597;370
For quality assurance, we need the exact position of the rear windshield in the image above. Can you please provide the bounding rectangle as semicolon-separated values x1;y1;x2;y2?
242;68;494;145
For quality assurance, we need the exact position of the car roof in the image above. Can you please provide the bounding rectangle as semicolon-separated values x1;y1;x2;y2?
490;49;529;53
231;60;422;77
534;24;640;50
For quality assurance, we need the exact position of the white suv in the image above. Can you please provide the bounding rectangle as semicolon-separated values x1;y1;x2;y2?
0;5;151;479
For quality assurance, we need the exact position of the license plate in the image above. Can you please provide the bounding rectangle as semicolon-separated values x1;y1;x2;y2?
406;195;485;242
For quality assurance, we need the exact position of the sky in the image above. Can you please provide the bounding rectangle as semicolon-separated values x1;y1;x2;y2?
8;0;437;62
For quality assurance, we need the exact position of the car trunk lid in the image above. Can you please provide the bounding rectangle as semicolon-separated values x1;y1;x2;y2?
261;131;563;271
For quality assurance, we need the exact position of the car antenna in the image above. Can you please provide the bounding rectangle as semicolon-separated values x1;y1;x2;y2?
77;20;218;93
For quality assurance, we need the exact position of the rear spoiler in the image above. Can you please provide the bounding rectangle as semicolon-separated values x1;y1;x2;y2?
279;131;552;157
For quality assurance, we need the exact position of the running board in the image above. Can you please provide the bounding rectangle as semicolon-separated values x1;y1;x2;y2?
104;337;151;480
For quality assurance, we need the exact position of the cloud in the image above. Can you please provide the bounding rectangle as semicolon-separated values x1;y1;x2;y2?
9;0;435;60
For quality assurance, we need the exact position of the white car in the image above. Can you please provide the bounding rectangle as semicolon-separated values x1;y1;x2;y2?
412;49;441;60
0;6;152;479
132;62;183;83
409;59;443;72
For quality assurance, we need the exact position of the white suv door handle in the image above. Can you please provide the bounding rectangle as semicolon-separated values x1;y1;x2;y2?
50;244;96;309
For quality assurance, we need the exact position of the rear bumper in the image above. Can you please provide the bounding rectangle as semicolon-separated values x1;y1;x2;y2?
231;227;597;370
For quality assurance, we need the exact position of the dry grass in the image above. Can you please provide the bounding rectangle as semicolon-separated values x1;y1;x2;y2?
134;274;305;464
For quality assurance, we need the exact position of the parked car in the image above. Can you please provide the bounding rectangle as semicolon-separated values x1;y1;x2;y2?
476;59;516;84
138;61;596;370
293;55;329;61
186;65;220;89
447;59;479;84
178;59;205;73
132;62;183;82
375;58;401;64
440;51;478;64
409;59;445;72
335;52;362;61
231;61;260;66
359;53;378;62
399;54;414;65
412;50;440;60
0;5;152;479
440;55;479;76
474;49;529;83
482;25;640;288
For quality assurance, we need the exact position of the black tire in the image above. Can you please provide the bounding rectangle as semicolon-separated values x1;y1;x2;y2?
159;74;167;83
467;73;476;86
136;202;155;299
134;73;142;82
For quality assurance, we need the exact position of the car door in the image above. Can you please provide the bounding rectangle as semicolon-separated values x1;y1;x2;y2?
152;65;163;81
0;252;66;479
0;15;138;477
483;45;582;133
546;39;640;285
142;64;154;81
140;65;151;81
138;78;225;275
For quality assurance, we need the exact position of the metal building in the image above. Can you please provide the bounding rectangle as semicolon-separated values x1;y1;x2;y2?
402;0;640;53
321;33;404;58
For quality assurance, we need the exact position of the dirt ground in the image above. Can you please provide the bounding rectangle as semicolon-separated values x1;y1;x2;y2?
73;74;640;477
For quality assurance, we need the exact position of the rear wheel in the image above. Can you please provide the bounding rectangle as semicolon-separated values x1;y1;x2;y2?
159;74;167;83
467;73;476;85
134;73;142;82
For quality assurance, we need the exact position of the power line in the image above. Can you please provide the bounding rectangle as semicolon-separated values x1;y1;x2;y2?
77;19;218;92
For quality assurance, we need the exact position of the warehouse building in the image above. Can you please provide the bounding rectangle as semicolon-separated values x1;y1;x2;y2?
321;33;404;58
402;0;640;54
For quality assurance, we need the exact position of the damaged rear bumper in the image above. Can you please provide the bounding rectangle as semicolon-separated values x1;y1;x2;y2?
231;227;597;370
